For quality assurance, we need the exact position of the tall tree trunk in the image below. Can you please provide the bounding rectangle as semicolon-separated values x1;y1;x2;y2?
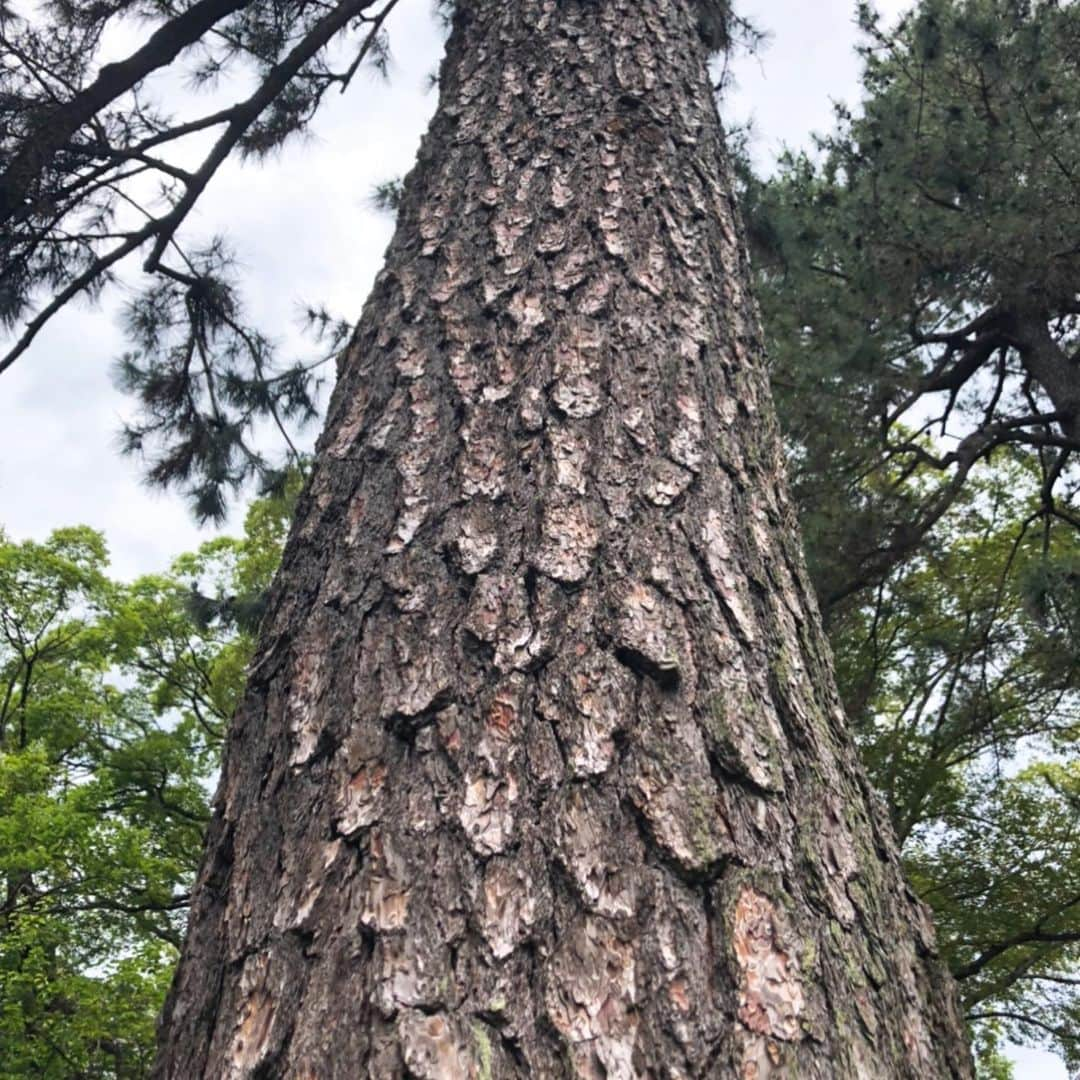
154;1;974;1075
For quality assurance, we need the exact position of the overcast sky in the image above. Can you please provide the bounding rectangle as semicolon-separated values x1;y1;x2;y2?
0;5;1067;1073
2;0;906;578
2;0;904;580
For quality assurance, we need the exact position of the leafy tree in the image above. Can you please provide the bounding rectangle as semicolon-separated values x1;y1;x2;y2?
741;0;1080;613
739;0;1080;1068
0;478;295;1077
816;455;1080;1069
0;526;188;1078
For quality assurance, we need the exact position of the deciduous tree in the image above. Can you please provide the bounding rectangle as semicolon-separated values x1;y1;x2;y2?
0;483;293;1078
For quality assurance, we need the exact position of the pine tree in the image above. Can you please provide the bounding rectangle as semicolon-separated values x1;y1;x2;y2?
151;1;974;1075
739;0;1080;611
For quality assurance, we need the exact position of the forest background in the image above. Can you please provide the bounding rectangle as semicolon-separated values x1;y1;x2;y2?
0;0;1076;1076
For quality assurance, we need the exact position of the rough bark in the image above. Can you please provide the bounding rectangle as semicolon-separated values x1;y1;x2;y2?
154;1;975;1076
1013;312;1080;446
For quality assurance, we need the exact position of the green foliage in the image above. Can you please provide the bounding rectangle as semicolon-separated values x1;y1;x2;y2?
972;1023;1017;1080
842;0;1080;311
746;0;1080;1067
0;479;296;1076
114;242;322;524
0;0;400;518
817;457;1080;1068
370;179;406;215
928;763;1080;1054
0;528;186;1077
741;0;1080;612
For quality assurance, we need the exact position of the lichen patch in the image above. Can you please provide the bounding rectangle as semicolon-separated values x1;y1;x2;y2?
732;886;805;1042
632;758;730;875
534;502;600;584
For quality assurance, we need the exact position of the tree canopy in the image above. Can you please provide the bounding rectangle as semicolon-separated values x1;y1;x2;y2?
0;481;296;1078
812;452;1080;1072
738;0;1080;1069
740;0;1079;612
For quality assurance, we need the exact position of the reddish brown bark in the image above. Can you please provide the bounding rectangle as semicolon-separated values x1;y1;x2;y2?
154;1;974;1075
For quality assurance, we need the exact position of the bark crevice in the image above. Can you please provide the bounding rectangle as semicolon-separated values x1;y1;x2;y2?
154;1;975;1075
